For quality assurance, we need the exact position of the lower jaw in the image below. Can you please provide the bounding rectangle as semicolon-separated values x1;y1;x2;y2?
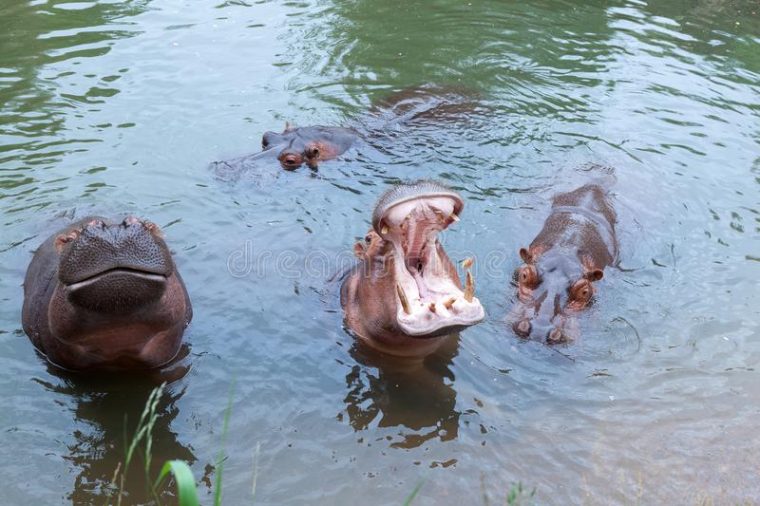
357;331;451;358
399;322;472;340
66;273;167;312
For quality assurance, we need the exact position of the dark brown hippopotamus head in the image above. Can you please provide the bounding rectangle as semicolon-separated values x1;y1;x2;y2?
22;216;192;371
261;124;356;170
341;180;485;357
509;183;617;344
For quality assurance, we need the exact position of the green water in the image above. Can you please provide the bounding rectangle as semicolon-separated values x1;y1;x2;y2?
1;0;759;504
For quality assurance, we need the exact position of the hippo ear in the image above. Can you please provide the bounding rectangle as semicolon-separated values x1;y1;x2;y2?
519;247;531;264
143;220;164;238
353;241;366;258
585;269;603;282
54;231;79;253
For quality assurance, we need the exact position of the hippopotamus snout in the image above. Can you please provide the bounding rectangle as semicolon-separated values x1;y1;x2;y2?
512;311;576;344
58;217;172;286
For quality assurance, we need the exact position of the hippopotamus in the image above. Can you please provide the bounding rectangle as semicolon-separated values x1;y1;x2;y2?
510;183;618;343
341;180;485;357
261;124;357;170
22;216;192;371
211;85;481;179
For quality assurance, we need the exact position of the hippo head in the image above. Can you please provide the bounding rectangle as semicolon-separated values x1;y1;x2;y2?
510;246;603;344
342;181;485;356
261;125;356;170
54;217;173;313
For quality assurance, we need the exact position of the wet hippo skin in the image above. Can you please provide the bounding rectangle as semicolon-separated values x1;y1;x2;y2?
261;124;357;170
509;182;618;343
211;84;480;178
341;180;485;357
22;216;192;371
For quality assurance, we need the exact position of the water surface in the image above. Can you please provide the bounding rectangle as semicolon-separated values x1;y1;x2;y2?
1;0;759;504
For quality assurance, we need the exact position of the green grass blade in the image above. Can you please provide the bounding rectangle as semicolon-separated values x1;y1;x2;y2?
154;460;200;506
403;481;424;506
213;380;235;506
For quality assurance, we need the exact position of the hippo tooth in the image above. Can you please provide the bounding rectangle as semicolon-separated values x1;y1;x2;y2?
396;283;411;314
464;270;475;303
381;225;389;235
429;302;436;313
443;297;456;310
450;213;460;223
462;257;474;269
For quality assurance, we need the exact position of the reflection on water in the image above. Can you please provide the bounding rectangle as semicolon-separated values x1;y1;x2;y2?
1;1;148;216
33;356;194;505
1;0;759;504
342;339;460;449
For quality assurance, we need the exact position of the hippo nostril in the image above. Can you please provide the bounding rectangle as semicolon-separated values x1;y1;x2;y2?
547;328;563;343
514;319;531;338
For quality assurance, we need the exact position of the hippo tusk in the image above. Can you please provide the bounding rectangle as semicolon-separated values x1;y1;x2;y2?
462;257;475;302
396;283;411;314
429;302;436;313
450;213;460;223
443;297;456;310
464;270;475;302
381;225;389;235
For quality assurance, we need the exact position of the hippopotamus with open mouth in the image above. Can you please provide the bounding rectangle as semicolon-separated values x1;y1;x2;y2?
342;180;485;357
510;183;618;344
22;216;192;371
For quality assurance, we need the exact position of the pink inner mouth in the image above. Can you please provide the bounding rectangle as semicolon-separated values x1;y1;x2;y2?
376;196;485;336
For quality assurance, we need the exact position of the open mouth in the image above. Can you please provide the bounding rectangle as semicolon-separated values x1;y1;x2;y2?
374;186;485;338
65;267;168;292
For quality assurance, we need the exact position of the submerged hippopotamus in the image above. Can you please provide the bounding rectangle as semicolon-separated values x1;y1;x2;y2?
212;85;480;178
261;124;357;170
342;180;485;357
210;123;357;178
510;183;618;344
22;217;192;371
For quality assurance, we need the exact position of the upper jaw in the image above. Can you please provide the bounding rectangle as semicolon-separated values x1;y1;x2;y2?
372;180;464;234
57;218;172;284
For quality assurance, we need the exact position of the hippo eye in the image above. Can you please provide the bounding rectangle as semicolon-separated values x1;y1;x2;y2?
364;234;372;243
